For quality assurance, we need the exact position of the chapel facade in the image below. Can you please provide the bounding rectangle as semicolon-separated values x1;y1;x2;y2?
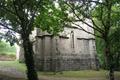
17;23;99;71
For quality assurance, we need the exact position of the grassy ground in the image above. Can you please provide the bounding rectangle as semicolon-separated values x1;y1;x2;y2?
0;39;119;79
39;70;108;78
0;61;26;72
39;70;120;79
0;41;16;61
0;61;120;79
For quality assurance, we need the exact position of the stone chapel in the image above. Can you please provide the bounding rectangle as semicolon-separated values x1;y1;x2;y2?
17;21;99;71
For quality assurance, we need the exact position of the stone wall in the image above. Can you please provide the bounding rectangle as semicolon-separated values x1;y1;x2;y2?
17;26;99;71
34;53;99;71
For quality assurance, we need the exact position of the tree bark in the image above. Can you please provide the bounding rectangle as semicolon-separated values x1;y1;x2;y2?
104;39;114;80
22;35;38;80
109;66;114;80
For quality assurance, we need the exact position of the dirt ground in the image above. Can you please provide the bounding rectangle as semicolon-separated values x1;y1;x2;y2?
0;75;23;80
0;55;15;61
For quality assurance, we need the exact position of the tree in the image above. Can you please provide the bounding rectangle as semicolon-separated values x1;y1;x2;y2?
0;0;66;80
110;27;120;71
59;0;120;80
0;0;42;80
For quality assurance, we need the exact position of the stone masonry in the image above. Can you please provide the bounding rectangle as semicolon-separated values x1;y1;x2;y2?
17;24;99;71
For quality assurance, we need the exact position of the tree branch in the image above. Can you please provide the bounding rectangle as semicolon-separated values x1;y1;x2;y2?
0;5;16;16
91;17;104;33
0;22;19;33
0;1;21;24
12;0;23;22
71;22;103;38
21;0;29;5
66;2;104;34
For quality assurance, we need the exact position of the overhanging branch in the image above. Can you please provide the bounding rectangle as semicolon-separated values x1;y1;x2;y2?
71;22;103;38
0;22;19;33
66;2;104;34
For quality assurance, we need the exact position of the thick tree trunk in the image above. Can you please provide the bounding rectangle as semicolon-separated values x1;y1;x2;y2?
109;66;114;80
22;35;38;80
104;40;114;80
104;44;109;69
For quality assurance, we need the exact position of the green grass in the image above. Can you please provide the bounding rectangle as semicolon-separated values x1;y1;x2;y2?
39;71;120;79
0;61;26;80
0;61;26;72
39;70;120;78
0;61;120;79
38;70;108;78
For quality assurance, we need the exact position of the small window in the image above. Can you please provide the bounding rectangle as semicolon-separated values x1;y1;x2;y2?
70;31;74;49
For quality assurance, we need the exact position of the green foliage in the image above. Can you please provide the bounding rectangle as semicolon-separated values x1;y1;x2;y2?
0;0;43;45
91;1;120;70
95;37;105;68
60;1;120;74
109;27;120;70
35;0;67;35
92;2;120;35
0;40;16;55
96;2;120;69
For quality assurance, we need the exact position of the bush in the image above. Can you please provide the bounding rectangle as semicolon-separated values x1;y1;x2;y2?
0;40;16;55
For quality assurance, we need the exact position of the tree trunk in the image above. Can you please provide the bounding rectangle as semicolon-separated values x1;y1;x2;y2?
22;35;38;80
109;66;114;80
104;39;114;80
104;44;109;69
